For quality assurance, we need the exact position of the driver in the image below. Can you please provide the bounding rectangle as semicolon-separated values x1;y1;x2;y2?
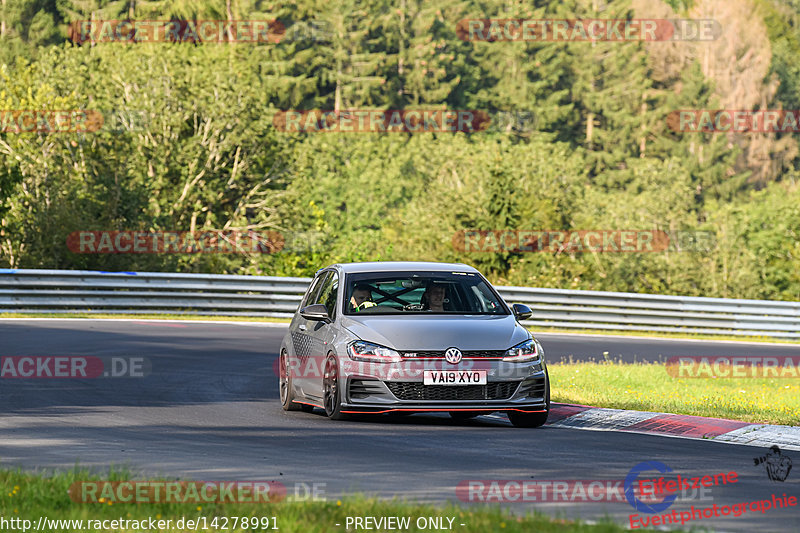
350;284;377;312
422;283;447;312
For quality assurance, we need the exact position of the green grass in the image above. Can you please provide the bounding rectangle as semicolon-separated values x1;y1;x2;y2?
0;468;631;533
549;360;800;426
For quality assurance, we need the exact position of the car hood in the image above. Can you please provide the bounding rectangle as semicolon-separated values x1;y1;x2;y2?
340;314;529;351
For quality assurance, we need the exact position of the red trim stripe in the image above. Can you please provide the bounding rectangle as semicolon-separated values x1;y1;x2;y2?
293;401;323;409
341;408;547;415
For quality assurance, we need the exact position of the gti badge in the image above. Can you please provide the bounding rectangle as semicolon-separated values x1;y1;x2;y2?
445;347;462;364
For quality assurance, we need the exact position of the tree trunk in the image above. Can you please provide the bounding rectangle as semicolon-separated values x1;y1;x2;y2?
586;112;594;146
335;65;342;113
226;0;234;44
639;97;647;157
398;0;405;86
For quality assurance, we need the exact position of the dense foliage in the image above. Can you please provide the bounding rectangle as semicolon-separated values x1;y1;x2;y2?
1;0;799;301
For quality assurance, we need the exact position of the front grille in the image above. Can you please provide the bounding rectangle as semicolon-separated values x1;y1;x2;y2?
386;381;519;401
517;377;547;399
349;379;386;399
400;350;506;359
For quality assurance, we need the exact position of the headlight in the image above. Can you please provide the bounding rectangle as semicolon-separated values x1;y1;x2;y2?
347;341;402;363
503;339;542;363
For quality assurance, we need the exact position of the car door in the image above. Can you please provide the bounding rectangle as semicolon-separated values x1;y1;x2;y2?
304;270;340;400
290;270;329;397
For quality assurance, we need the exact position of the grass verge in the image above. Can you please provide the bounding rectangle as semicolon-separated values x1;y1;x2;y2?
549;360;800;426
0;468;629;533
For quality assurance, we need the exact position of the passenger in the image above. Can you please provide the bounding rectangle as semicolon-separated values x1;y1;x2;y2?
350;284;376;312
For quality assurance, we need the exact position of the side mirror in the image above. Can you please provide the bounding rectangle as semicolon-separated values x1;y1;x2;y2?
512;303;532;321
300;303;331;322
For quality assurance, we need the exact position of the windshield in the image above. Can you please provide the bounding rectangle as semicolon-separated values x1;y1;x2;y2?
344;271;509;315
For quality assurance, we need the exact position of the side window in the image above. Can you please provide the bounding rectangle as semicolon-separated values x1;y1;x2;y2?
303;272;329;307
318;272;339;320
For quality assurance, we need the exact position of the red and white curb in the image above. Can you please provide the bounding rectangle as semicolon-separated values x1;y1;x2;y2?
544;403;800;451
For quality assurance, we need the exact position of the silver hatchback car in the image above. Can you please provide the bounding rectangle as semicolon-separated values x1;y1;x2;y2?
278;261;550;427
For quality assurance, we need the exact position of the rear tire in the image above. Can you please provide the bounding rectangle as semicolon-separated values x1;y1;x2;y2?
449;411;482;421
323;354;350;420
280;350;313;412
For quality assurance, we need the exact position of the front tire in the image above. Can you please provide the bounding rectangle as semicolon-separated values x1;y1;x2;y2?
280;350;313;412
323;354;350;420
507;410;549;428
508;369;550;427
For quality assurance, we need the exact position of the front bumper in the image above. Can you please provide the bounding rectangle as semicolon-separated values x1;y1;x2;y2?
339;358;549;414
340;404;548;415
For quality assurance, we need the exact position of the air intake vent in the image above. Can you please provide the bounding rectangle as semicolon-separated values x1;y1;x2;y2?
349;379;385;399
517;377;546;399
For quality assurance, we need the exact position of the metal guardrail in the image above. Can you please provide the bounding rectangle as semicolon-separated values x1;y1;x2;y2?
1;269;799;338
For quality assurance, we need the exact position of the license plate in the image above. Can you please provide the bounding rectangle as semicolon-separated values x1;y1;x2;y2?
423;370;487;385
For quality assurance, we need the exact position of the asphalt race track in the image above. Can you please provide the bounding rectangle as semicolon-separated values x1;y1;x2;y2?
1;319;798;532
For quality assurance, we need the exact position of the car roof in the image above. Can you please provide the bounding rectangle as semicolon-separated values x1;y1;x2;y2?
324;261;479;275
